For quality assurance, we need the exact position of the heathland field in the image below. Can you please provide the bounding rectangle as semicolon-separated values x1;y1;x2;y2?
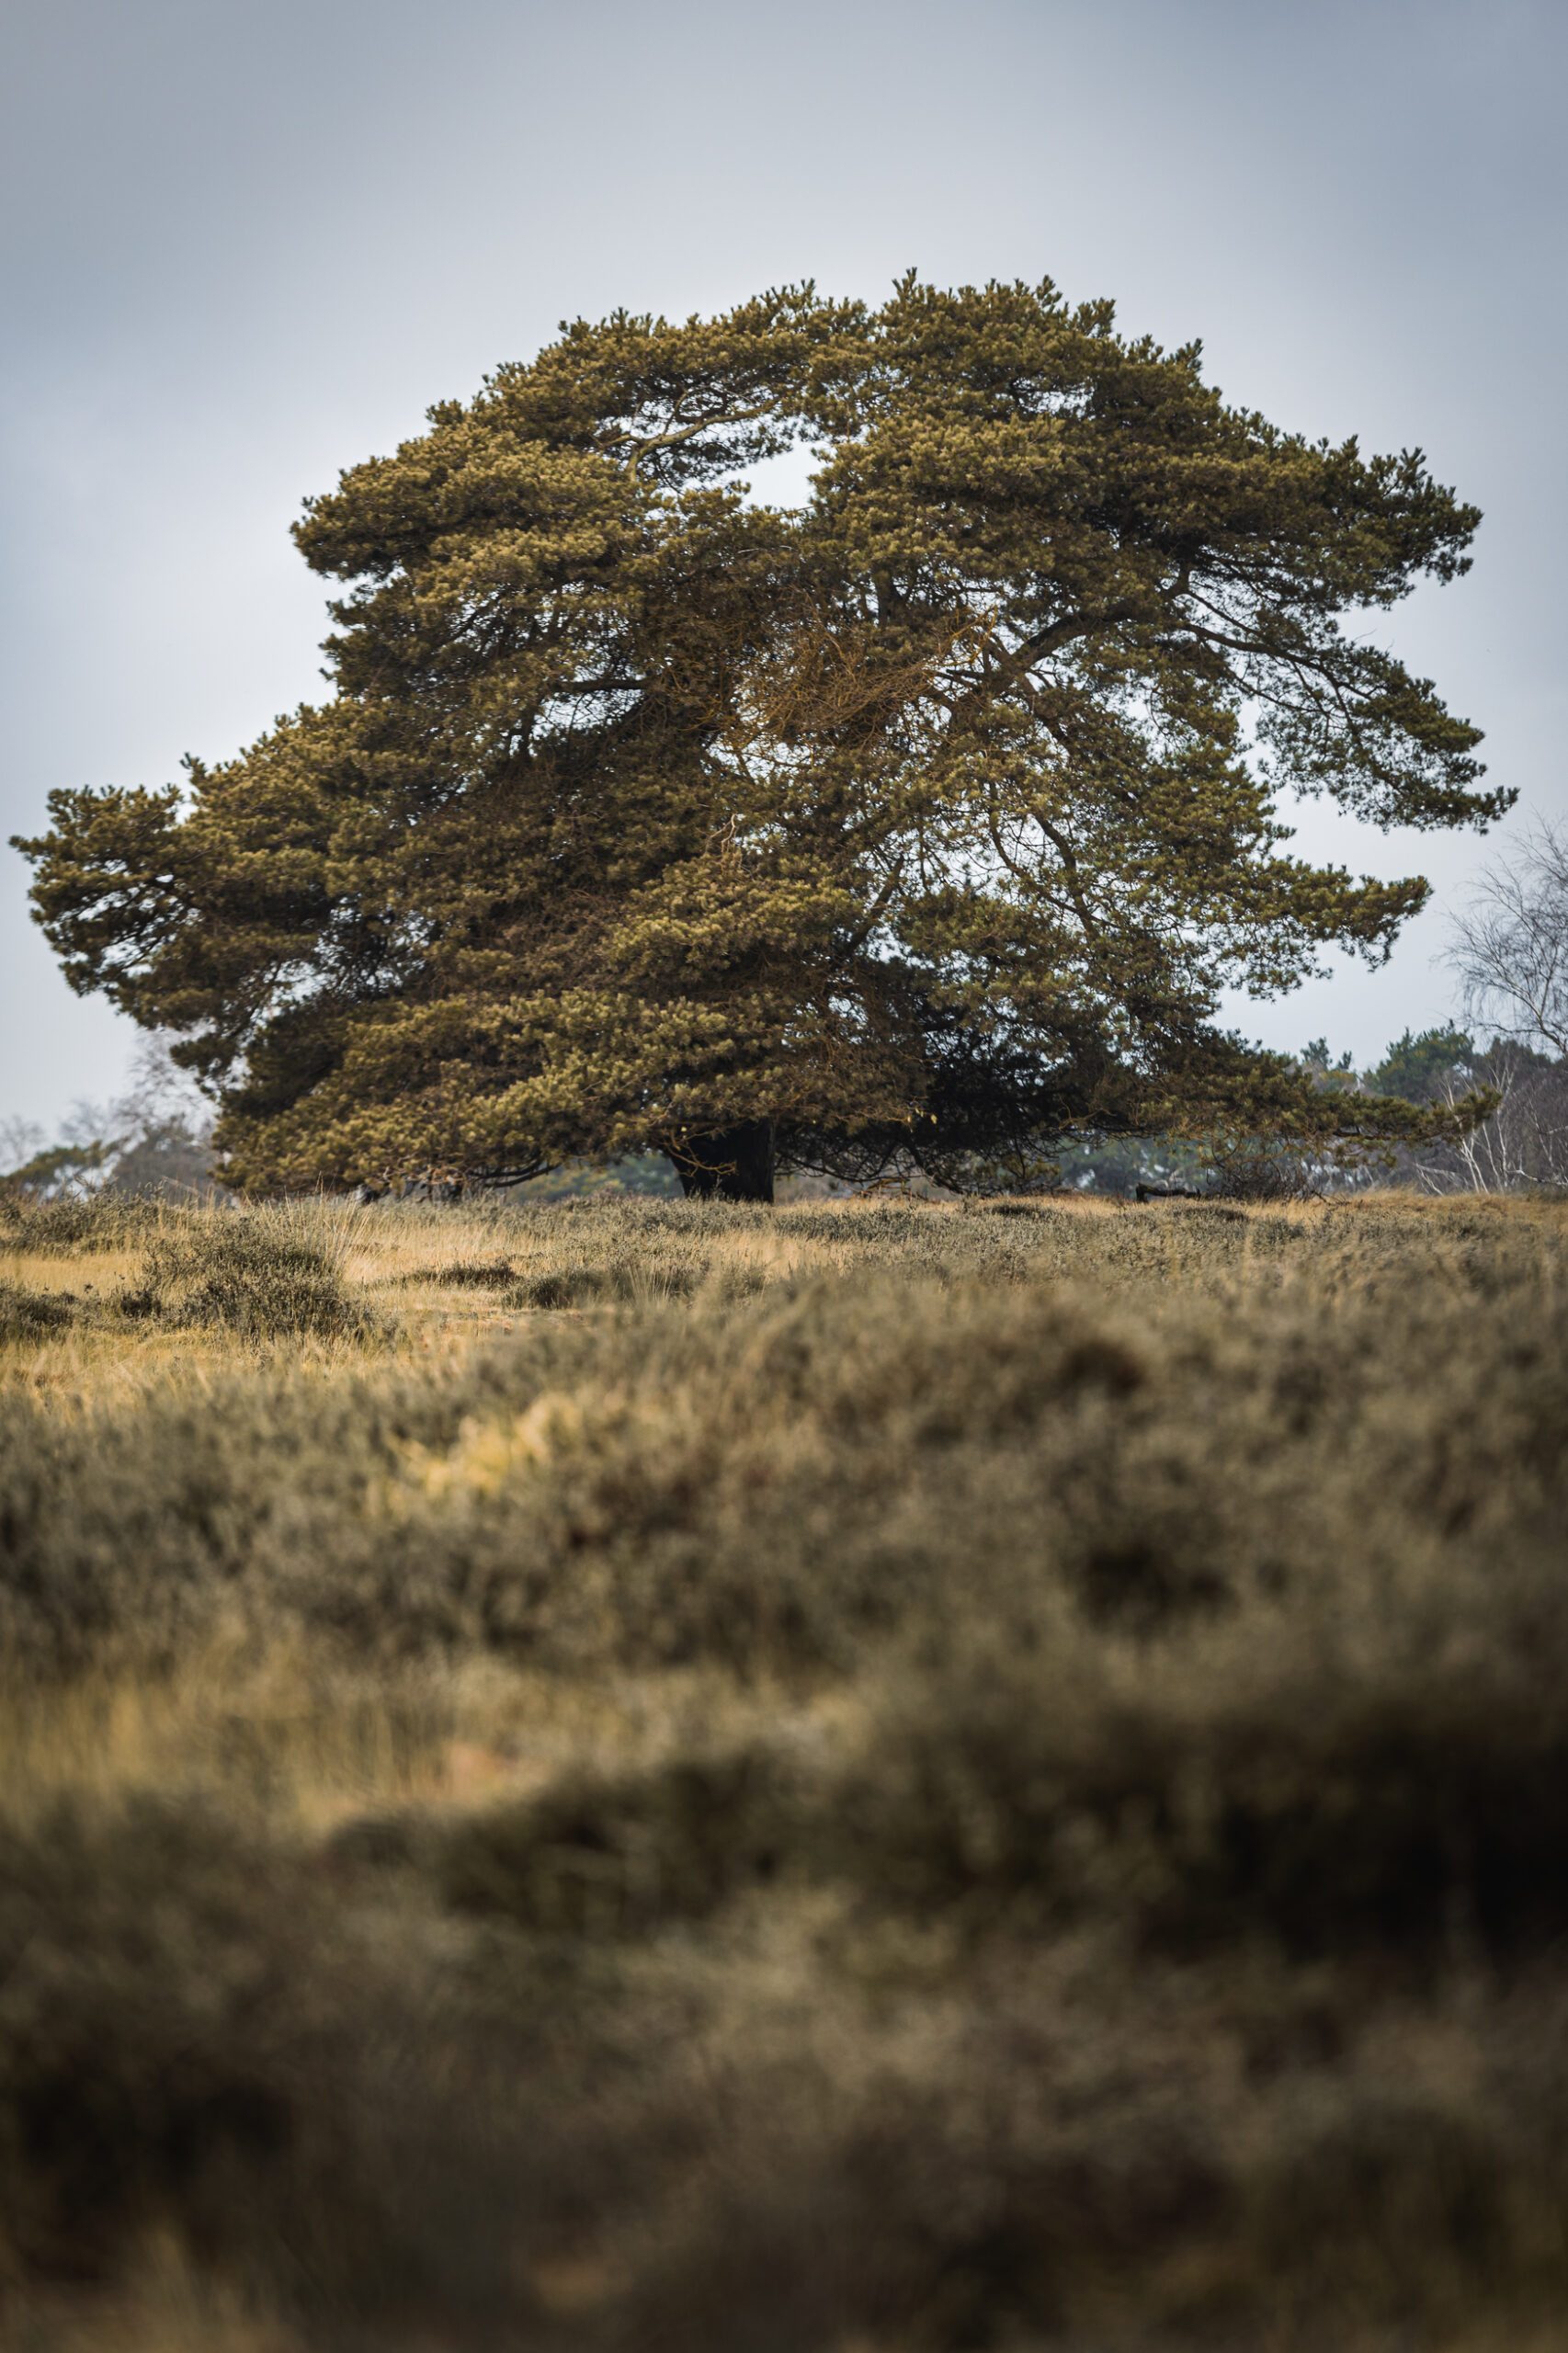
2;1190;1566;2351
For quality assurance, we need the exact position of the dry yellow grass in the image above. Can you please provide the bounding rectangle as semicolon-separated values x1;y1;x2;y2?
2;1189;1566;2350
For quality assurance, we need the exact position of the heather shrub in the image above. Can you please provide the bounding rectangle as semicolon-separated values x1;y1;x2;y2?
0;1281;76;1344
842;1586;1568;1956
2;1201;1562;1685
121;1212;371;1342
3;1194;1567;2350
0;1191;158;1254
0;1795;565;2318
429;1741;798;1936
507;1256;700;1309
399;1256;516;1288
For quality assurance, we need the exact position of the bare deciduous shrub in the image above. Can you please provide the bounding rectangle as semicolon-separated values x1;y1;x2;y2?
1415;1042;1568;1192
1449;817;1568;1060
1208;1140;1322;1199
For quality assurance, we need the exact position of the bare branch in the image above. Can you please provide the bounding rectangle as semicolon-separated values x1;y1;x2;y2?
1448;818;1568;1057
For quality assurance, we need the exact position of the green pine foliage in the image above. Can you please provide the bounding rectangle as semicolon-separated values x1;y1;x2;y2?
1365;1025;1477;1101
17;278;1501;1198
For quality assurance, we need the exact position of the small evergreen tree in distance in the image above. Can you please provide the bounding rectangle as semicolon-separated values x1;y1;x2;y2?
17;278;1503;1199
1364;1027;1477;1104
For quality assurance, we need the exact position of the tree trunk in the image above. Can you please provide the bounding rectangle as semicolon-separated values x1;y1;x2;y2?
667;1120;776;1203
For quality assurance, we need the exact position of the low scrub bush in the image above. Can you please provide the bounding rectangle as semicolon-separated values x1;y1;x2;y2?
507;1257;699;1309
0;1795;569;2317
400;1256;516;1289
0;1191;159;1255
430;1742;796;1936
6;1779;1568;2351
0;1281;77;1344
120;1214;371;1343
842;1598;1568;1957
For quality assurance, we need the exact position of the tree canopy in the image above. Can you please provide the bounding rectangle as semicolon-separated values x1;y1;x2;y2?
17;276;1506;1197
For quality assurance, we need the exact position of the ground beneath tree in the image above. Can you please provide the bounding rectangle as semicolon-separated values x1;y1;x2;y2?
2;1190;1565;2351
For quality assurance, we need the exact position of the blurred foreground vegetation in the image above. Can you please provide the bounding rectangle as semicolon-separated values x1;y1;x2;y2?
2;1190;1566;2351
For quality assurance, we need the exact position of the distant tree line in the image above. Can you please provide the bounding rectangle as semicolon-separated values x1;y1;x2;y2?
1;1040;218;1206
1061;822;1568;1197
1060;1027;1566;1198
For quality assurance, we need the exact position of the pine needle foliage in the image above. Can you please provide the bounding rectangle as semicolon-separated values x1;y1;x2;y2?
16;281;1502;1197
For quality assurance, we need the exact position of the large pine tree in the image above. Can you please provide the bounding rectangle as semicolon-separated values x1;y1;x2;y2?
17;278;1504;1198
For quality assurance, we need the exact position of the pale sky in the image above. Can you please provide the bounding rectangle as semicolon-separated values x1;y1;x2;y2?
4;0;1563;1130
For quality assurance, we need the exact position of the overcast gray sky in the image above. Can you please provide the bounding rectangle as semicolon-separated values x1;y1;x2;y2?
4;0;1563;1131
